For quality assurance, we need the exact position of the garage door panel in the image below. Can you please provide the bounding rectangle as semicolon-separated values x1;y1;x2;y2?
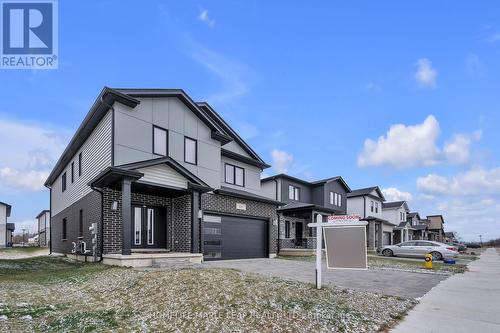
203;214;267;260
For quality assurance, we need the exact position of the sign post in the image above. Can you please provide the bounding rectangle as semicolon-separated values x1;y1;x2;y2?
315;214;322;289
308;215;368;290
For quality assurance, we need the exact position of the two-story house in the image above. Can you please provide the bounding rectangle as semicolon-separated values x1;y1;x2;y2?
407;212;429;240
381;201;412;243
0;201;14;247
346;186;395;250
36;210;51;247
261;174;351;251
44;87;281;266
427;215;445;242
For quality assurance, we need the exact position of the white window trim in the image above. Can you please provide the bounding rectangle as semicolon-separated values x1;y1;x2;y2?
134;207;142;245
329;191;334;205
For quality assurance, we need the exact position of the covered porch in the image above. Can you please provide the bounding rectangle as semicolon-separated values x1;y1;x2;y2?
277;202;338;253
90;157;213;267
362;216;394;251
393;222;416;244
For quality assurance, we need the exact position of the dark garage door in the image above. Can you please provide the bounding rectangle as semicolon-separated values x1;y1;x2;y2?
203;214;268;260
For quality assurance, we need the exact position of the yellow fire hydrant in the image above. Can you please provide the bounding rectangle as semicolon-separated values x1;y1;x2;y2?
424;253;433;269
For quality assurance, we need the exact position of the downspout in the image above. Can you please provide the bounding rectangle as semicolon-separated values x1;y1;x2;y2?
48;188;52;255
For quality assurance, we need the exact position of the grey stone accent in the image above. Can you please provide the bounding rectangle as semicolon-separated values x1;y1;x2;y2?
201;193;279;254
171;195;191;253
51;191;101;255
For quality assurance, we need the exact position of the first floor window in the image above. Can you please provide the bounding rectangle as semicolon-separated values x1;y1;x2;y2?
153;126;168;156
184;137;197;164
79;210;83;237
62;218;67;240
285;220;291;238
134;207;142;245
147;208;154;245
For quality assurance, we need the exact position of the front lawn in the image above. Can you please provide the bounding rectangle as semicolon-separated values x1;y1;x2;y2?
277;255;467;274
0;256;416;332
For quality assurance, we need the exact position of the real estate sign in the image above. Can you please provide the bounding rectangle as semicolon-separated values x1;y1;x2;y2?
323;215;368;270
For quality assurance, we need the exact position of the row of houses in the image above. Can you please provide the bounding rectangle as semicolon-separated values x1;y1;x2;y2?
37;87;448;265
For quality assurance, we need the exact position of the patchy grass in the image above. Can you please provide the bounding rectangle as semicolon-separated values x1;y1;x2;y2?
278;255;467;274
0;256;416;332
0;247;50;260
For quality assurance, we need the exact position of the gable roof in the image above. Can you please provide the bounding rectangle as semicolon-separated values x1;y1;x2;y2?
261;174;351;192
118;156;211;189
0;201;11;217
407;212;421;220
382;201;409;210
197;102;269;168
346;186;385;200
45;87;235;187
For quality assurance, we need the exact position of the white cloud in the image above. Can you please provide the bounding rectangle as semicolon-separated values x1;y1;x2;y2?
0;117;69;192
414;58;437;88
485;33;500;43
358;116;481;168
382;187;413;202
443;130;482;165
185;38;254;104
416;166;500;196
198;9;216;28
271;149;293;174
465;54;485;77
358;115;440;168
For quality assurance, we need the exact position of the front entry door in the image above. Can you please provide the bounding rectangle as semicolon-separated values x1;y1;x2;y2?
132;205;166;249
295;222;303;246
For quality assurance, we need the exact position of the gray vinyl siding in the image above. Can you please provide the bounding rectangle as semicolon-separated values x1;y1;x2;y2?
113;97;221;189
280;179;312;204
51;111;112;216
220;156;262;195
321;180;347;213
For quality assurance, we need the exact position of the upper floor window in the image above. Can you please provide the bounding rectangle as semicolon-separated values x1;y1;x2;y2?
334;193;342;206
153;126;168;156
288;185;300;200
62;172;67;192
329;192;334;205
184;137;197;165
225;163;244;186
370;200;374;212
78;152;82;177
375;202;379;213
71;162;74;183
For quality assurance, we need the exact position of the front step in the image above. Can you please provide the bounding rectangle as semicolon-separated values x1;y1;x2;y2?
152;257;201;269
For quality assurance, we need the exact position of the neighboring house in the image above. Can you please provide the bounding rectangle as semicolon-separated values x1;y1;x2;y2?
36;210;51;247
44;87;281;265
0;202;14;247
346;186;395;250
408;213;430;240
261;174;351;251
382;201;412;244
427;215;445;242
444;231;456;243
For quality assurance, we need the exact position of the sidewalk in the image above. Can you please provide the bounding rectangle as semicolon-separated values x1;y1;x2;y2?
391;248;500;333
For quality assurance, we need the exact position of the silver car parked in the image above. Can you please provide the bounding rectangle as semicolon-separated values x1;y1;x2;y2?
378;240;458;261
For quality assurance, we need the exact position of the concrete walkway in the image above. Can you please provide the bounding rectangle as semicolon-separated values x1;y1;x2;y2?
392;248;500;333
204;258;445;298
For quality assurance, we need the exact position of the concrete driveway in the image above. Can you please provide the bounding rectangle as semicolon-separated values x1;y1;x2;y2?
204;258;446;298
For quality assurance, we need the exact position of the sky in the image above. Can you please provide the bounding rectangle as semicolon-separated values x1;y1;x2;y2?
1;1;499;242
